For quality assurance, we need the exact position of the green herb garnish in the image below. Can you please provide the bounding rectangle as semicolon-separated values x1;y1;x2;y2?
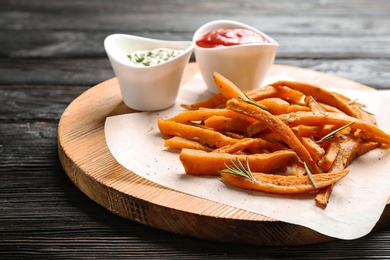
239;93;269;111
317;121;354;143
310;96;328;115
359;106;374;115
220;157;258;184
303;162;318;188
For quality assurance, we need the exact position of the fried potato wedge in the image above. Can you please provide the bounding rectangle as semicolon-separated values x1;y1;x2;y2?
164;136;213;152
181;93;227;110
158;118;238;148
271;80;357;117
157;73;390;208
277;111;390;144
221;170;349;195
204;116;252;134
214;72;246;100
213;138;286;154
226;98;321;174
168;108;257;124
315;137;380;207
180;149;297;176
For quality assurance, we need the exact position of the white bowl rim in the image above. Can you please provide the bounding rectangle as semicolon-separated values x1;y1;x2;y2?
193;19;278;49
104;33;195;69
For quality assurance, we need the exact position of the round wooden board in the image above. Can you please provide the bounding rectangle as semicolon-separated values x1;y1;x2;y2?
58;63;390;246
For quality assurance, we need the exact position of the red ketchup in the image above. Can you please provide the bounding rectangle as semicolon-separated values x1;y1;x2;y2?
196;28;270;48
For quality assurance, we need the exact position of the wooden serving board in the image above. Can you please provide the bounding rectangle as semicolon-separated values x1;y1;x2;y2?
58;63;390;246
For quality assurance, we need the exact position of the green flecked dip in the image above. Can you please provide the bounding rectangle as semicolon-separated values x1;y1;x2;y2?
127;48;184;66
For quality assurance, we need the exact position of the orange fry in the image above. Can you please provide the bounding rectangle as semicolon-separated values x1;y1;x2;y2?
204;116;251;134
300;137;325;162
257;98;290;115
168;108;257;124
158;118;238;148
273;85;306;105
213;138;286;154
289;162;306;176
271;81;357;117
294;125;322;138
226;98;321;174
317;140;341;172
277;111;390;144
180;149;297;176
315;137;380;207
246;85;278;101
181;93;227;110
213;72;246;99
247;121;268;137
221;170;349;195
164;136;213;152
157;73;390;208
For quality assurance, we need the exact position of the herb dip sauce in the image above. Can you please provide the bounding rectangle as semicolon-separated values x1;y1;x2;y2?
127;48;184;66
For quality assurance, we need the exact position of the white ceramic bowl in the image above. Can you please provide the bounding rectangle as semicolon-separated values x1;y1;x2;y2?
193;20;278;94
104;34;194;111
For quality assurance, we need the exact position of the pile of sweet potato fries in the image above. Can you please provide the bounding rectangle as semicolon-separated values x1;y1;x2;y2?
157;72;390;207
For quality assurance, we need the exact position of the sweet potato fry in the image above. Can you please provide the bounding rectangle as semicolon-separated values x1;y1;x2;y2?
300;137;325;162
168;108;257;124
180;149;297;175
204;116;251;134
350;104;376;125
221;169;349;195
315;137;380;207
213;138;286;154
287;104;311;113
289;162;306;176
157;74;390;208
181;93;227;110
271;80;357;117
294;125;322;138
164;136;213;152
213;72;246;99
273;85;306;105
330;138;380;172
317;140;341;172
245;85;278;101
246;122;268;137
158;118;238;148
226;98;321;174
257;98;290;115
277;111;390;144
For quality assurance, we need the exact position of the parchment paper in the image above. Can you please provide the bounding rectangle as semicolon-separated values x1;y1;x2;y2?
105;72;390;239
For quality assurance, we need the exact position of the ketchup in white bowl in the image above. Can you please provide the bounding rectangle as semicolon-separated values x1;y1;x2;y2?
196;28;270;48
193;20;278;94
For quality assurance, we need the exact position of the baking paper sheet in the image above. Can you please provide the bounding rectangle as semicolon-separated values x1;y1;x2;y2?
104;72;390;239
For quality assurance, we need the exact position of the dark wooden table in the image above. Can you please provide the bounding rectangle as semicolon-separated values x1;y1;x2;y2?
1;0;390;258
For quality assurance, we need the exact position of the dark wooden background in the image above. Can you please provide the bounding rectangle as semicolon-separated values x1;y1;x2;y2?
1;0;390;258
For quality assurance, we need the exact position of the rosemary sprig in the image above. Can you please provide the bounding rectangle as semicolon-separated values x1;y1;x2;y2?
220;157;258;184
239;93;269;111
303;162;318;188
310;96;328;115
317;121;354;143
346;98;374;114
359;106;374;115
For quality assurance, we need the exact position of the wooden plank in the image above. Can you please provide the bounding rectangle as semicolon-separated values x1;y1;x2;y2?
2;30;390;60
57;63;390;246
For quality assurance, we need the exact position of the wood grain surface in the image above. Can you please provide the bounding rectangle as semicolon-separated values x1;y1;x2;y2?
58;63;389;246
3;0;390;258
